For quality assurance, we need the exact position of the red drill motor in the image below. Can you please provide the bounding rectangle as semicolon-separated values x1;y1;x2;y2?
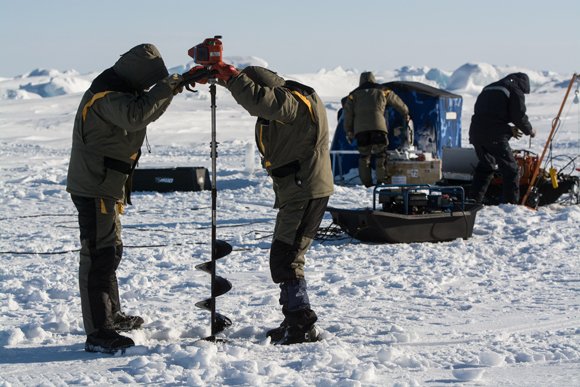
181;36;223;89
188;36;223;66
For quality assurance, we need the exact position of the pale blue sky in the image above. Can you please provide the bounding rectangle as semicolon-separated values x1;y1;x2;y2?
0;0;578;76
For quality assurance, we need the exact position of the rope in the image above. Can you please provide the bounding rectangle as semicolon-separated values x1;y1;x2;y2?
253;232;274;240
551;155;578;175
0;243;200;256
0;207;212;222
315;222;350;243
0;214;75;221
0;241;256;256
25;219;273;233
577;88;580;158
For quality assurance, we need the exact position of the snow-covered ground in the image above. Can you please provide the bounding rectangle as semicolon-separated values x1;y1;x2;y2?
0;62;579;386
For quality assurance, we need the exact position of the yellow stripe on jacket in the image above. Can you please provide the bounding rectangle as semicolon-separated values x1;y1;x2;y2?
82;91;112;121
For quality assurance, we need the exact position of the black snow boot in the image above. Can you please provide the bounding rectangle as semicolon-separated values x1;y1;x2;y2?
266;319;288;342
271;308;319;345
112;311;144;331
273;324;320;345
85;329;135;354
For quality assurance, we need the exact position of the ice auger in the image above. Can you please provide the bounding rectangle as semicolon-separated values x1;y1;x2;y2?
181;36;233;341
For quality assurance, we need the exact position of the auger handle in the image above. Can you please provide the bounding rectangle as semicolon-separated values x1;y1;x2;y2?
180;68;218;91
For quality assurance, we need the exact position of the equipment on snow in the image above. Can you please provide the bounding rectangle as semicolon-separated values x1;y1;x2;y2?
132;167;210;192
439;147;579;206
331;81;462;185
328;184;482;244
521;73;580;208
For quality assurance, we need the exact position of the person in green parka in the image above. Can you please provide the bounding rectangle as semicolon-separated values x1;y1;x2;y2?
343;71;410;187
210;63;334;344
66;43;184;353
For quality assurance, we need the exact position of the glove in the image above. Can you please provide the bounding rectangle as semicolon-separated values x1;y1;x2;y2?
511;126;523;139
173;85;183;95
346;131;355;144
166;74;184;95
210;61;239;82
186;65;209;85
529;128;536;138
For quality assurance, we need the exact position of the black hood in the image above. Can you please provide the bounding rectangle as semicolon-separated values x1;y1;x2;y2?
89;68;134;94
112;43;169;91
504;72;531;94
359;71;376;86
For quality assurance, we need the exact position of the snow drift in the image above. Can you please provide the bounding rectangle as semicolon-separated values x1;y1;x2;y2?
0;59;571;101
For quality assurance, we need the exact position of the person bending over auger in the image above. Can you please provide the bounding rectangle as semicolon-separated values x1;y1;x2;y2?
67;44;184;353
196;62;334;344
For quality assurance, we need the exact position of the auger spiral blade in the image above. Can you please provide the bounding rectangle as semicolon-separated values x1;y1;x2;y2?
213;276;232;297
214;313;232;333
195;298;213;311
195;261;213;274
214;239;232;259
196;240;232;273
194;276;231;307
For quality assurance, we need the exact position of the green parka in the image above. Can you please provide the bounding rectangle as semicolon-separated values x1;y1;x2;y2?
343;72;409;136
66;44;175;201
226;68;334;207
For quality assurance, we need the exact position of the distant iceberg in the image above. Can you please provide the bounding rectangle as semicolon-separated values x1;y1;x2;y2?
0;62;568;100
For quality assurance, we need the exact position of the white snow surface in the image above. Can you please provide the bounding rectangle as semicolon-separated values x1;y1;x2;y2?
0;61;579;386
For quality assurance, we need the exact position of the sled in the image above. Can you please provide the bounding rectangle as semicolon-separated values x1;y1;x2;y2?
327;184;482;244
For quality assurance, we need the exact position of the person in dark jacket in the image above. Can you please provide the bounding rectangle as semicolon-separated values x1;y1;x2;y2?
66;44;183;353
210;63;334;345
343;71;410;187
469;72;536;204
